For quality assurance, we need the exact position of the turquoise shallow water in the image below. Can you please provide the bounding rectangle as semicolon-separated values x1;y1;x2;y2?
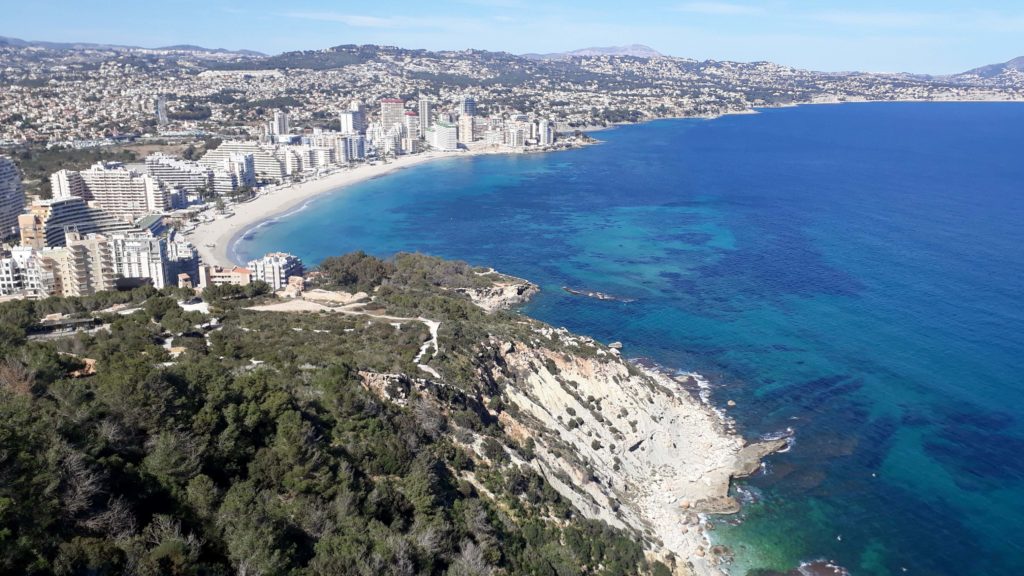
235;103;1024;575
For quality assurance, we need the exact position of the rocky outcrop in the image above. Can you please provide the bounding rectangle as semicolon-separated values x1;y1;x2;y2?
478;328;785;574
456;274;539;313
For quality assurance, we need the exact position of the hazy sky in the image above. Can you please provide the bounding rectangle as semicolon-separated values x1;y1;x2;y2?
5;0;1022;73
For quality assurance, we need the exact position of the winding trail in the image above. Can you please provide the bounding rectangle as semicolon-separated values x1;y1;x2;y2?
247;298;443;379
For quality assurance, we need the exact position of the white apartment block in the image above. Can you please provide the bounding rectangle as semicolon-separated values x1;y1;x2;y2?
201;141;285;182
247;252;303;290
79;162;169;219
339;109;366;135
427;122;459;151
0;246;55;299
198;153;256;195
51;169;87;199
145;153;213;194
109;232;168;289
344;135;366;161
506;126;526;147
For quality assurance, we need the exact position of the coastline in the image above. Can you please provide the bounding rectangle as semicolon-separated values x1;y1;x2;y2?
189;151;463;268
188;149;522;268
188;98;1022;270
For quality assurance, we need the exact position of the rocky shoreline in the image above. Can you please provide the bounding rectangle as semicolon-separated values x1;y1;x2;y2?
354;270;787;575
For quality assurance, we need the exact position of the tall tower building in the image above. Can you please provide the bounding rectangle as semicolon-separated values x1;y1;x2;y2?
417;97;432;137
0;155;25;239
271;110;290;135
538;119;555;146
403;111;421;141
460;95;477;117
458;115;476;144
347;100;367;133
380;98;405;130
340;110;366;135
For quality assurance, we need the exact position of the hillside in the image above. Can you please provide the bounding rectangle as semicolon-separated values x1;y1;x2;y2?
0;252;781;575
960;55;1024;78
2;39;1022;143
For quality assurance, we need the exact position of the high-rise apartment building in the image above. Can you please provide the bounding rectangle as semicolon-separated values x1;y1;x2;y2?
200;141;285;182
538;119;556;146
271;110;290;135
460;95;477;117
343;101;367;134
380;98;405;131
51;169;88;200
19;196;135;249
417;97;432;136
403;111;421;141
60;228;116;296
0;155;25;239
78;162;169;219
109;232;169;289
458;115;477;144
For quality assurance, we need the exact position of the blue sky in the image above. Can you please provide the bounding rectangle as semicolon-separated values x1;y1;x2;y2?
4;1;1022;73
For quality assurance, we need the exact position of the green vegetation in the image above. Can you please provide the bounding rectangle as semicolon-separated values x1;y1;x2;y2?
11;147;138;198
166;102;213;121
0;252;669;576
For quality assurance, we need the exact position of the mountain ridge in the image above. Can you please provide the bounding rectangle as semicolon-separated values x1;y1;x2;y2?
522;44;663;60
0;35;263;56
961;55;1024;78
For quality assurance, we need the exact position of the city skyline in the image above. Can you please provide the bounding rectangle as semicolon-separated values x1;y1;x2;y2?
4;0;1023;74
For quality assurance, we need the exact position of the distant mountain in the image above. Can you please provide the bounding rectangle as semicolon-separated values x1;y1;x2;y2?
960;56;1024;78
157;44;265;57
523;44;663;60
0;35;263;56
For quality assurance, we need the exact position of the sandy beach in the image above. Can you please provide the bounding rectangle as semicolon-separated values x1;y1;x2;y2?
185;142;591;267
187;150;473;268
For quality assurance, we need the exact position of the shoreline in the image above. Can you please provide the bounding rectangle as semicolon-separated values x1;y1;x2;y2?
189;151;462;268
190;97;1024;270
187;145;585;268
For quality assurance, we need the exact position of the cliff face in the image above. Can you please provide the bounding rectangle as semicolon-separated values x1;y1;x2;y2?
473;328;783;573
353;265;783;575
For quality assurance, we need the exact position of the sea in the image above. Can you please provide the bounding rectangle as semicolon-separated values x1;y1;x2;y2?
234;102;1024;575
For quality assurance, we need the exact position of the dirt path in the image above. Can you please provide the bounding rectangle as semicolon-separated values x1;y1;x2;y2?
248;299;443;379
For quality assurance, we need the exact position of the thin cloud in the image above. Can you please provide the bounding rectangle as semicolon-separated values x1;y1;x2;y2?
456;0;525;8
283;11;495;33
285;12;401;28
808;10;948;29
675;2;764;16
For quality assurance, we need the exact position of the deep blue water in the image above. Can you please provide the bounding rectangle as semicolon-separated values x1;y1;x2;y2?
235;103;1024;575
